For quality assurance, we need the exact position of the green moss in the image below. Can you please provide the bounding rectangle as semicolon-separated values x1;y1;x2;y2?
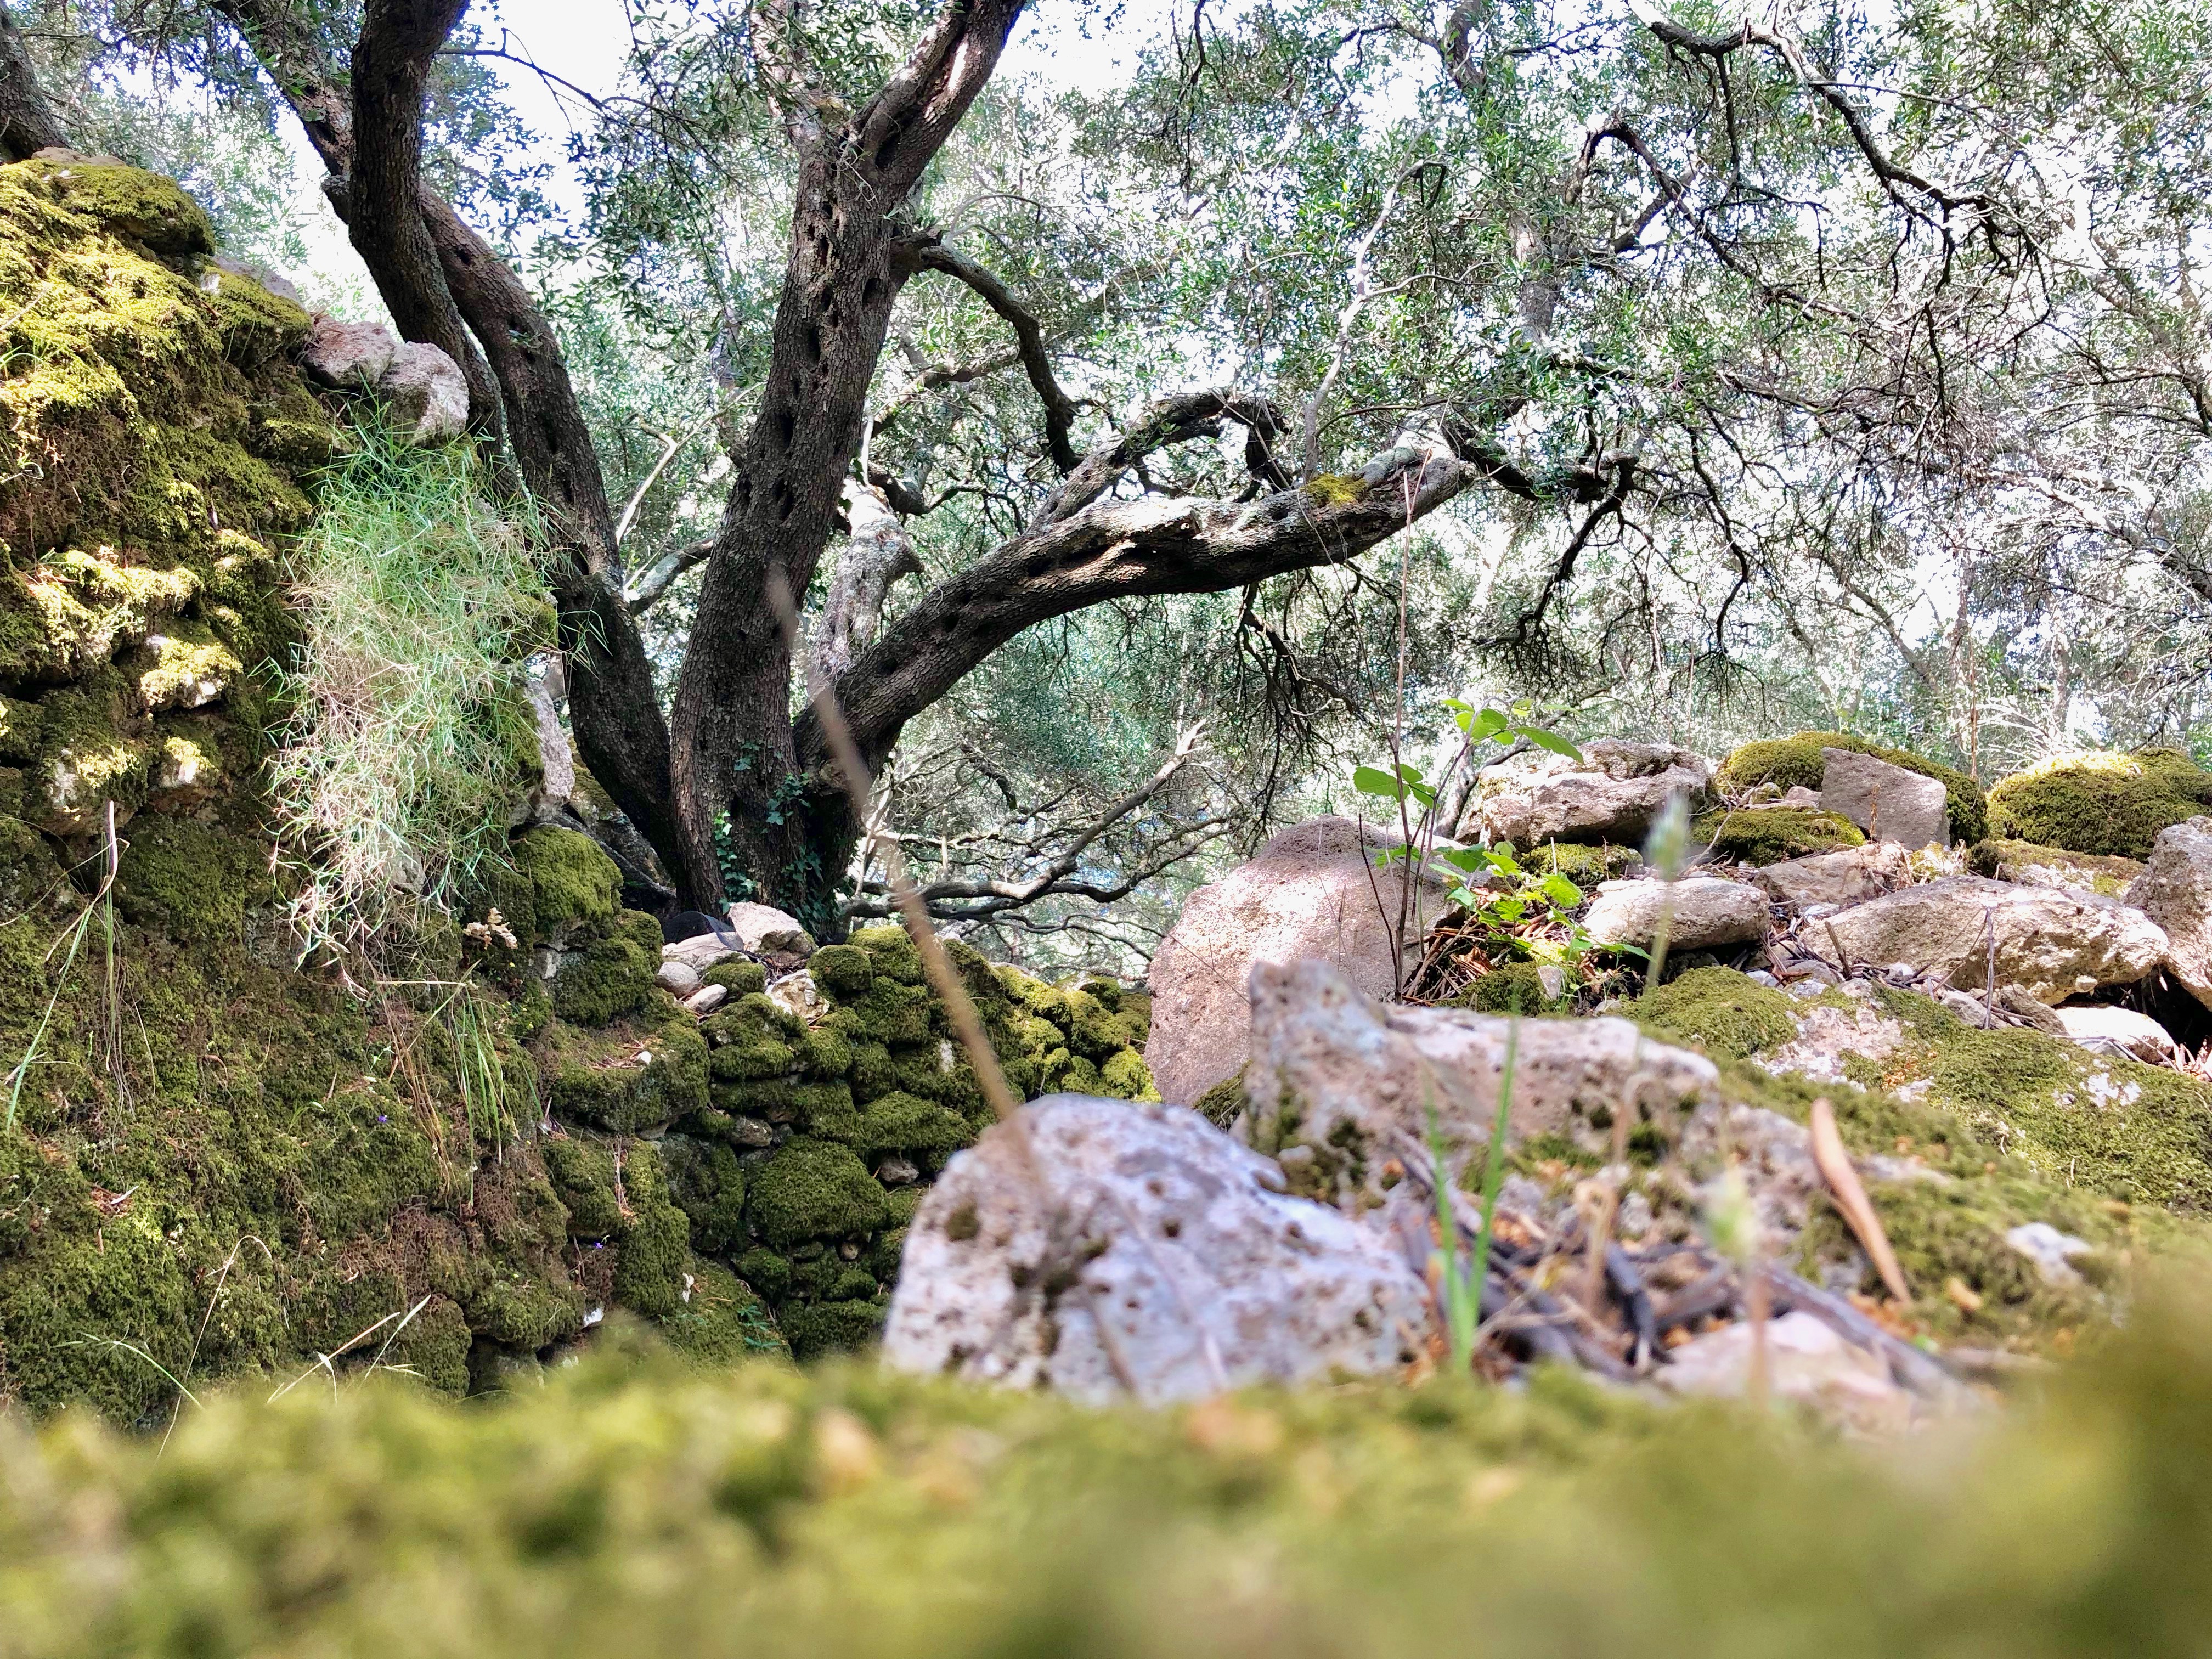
1717;732;1989;843
1635;967;1797;1058
1988;749;2212;859
1523;840;1641;883
1192;1069;1248;1128
704;960;768;995
776;1297;888;1361
500;828;620;946
112;815;270;944
1968;839;2145;895
849;923;925;985
1097;1048;1159;1101
204;268;311;367
608;1144;691;1321
1694;805;1865;866
703;994;803;1082
851;1090;973;1154
658;1136;749;1256
746;1138;889;1250
20;159;215;257
551;935;657;1026
658;1259;787;1363
1453;962;1571;1016
808;943;875;1000
540;1013;710;1135
0;695;44;764
1303;471;1366;506
541;1137;626;1238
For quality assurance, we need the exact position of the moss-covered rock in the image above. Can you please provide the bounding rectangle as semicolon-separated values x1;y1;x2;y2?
1717;732;1988;843
1634;965;1798;1058
1694;805;1865;866
1987;749;2212;860
1968;838;2146;896
539;1010;710;1135
1451;961;1572;1015
747;1138;890;1250
550;934;657;1026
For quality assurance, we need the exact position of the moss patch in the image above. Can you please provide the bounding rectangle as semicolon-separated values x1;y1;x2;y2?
1635;966;1797;1058
1987;749;2212;860
1694;805;1865;866
1717;732;1988;843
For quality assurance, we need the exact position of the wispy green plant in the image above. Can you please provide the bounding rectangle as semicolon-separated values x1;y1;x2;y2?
1430;1014;1521;1375
439;987;527;1160
267;422;548;964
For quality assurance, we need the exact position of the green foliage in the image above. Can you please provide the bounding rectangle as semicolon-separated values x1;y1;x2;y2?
266;425;549;961
1988;749;2212;859
1717;734;1989;844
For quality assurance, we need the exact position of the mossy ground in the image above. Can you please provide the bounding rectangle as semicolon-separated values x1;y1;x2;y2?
1628;966;2212;1350
12;1295;2212;1657
1987;749;2212;859
1717;731;1988;843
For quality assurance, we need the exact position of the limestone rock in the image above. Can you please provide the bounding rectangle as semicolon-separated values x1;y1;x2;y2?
1144;817;1452;1104
2123;817;2212;1010
2053;1003;2177;1064
1476;739;1714;848
1238;960;1718;1208
1656;1311;1910;1434
376;341;470;445
1756;842;1912;910
2006;1222;2094;1286
1803;876;2166;1003
726;901;815;971
682;983;730;1017
1820;747;1951;848
301;315;397;390
654;958;703;995
1580;876;1770;951
882;1094;1431;1404
662;934;738;973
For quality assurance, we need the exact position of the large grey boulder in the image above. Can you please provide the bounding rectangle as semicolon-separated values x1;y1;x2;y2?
377;341;470;445
1804;876;2166;1003
1820;748;1950;848
1144;816;1451;1104
2124;817;2212;1010
1756;842;1911;910
1475;738;1713;848
882;1094;1431;1404
1237;959;1718;1208
1580;875;1769;950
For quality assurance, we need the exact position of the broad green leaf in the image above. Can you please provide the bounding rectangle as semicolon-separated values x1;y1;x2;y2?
1353;765;1402;796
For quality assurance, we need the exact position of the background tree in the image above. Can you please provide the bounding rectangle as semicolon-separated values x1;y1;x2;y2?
13;0;2211;955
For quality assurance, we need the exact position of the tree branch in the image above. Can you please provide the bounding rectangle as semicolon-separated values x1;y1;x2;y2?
907;239;1080;471
822;427;1476;769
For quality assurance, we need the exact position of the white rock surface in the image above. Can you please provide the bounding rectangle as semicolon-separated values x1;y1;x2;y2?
1819;747;1950;849
1656;1311;1910;1434
300;314;396;389
725;901;814;956
2006;1222;2095;1286
1238;960;1719;1206
1476;738;1713;848
1580;876;1770;950
1804;876;2166;1003
654;958;703;995
1756;841;1911;909
883;1094;1431;1404
682;983;730;1016
2052;1003;2177;1064
662;933;738;973
1144;816;1452;1104
2125;817;2212;1010
377;341;470;445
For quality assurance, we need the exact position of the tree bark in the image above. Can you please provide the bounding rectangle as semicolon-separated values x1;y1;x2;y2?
665;0;1027;919
0;5;66;160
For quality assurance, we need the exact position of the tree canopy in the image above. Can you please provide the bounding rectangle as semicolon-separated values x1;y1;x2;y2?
10;0;2211;964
